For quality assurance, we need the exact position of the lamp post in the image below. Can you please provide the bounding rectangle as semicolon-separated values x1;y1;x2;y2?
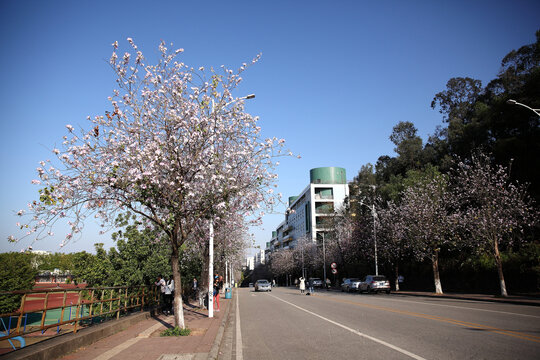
208;94;255;318
507;99;540;117
301;237;305;279
371;203;378;276
352;185;378;276
322;232;327;286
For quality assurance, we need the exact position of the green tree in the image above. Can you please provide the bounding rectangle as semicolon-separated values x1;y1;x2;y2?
71;244;112;287
0;253;36;313
110;216;171;286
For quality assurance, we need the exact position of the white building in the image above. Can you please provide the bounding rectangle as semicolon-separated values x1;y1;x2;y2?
245;256;255;271
254;249;265;266
267;167;349;252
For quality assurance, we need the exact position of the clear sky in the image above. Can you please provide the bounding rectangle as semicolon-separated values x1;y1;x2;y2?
1;0;538;255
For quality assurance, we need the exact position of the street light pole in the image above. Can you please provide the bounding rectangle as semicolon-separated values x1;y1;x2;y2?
507;99;540;117
301;238;305;279
322;232;327;285
372;204;378;276
208;94;255;318
356;185;378;276
208;219;214;318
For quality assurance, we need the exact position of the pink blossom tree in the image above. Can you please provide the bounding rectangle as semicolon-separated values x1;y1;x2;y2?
400;174;459;294
377;201;408;291
269;249;295;279
9;39;290;328
454;153;538;297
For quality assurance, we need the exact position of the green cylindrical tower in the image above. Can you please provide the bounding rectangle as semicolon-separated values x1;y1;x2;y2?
288;196;299;205
309;167;347;184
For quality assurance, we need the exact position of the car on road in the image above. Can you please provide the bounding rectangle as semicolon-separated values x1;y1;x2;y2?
254;279;272;292
309;278;323;287
341;278;361;292
359;275;391;294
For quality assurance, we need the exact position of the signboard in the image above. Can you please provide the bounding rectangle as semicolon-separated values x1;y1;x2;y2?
330;262;337;269
331;268;338;274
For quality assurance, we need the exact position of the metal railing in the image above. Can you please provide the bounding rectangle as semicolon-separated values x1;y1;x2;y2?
0;285;159;352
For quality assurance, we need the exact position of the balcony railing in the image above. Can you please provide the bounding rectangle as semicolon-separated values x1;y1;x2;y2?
314;194;334;200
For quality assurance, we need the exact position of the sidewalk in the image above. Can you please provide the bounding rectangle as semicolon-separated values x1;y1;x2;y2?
59;296;231;360
1;294;232;360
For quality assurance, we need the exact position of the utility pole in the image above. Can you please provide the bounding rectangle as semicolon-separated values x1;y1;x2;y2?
322;232;327;283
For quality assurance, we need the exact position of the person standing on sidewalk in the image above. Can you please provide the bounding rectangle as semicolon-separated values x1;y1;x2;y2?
299;276;306;294
164;276;174;315
192;277;198;300
155;275;167;313
213;275;222;311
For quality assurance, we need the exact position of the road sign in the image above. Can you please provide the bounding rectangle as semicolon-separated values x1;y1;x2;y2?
331;268;338;274
330;262;337;269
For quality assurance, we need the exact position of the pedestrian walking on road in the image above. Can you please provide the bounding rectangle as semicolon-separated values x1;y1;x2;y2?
308;278;314;294
299;276;306;294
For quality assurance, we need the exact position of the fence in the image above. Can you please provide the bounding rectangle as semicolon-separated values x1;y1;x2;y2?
0;285;159;353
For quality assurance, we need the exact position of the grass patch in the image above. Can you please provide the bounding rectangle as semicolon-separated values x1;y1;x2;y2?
160;326;191;337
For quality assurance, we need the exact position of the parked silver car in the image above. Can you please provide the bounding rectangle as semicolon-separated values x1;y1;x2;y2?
359;275;391;294
254;279;272;292
341;278;361;292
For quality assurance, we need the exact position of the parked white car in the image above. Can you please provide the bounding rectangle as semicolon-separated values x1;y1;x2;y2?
359;275;391;294
341;278;361;292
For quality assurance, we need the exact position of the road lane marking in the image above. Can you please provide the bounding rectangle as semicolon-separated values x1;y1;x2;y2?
270;294;427;360
382;297;540;319
236;290;243;360
312;294;540;344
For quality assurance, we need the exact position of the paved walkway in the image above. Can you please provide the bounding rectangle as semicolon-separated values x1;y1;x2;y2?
58;296;231;360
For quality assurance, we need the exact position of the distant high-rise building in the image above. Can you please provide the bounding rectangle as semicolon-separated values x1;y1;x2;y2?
254;249;265;266
266;167;349;252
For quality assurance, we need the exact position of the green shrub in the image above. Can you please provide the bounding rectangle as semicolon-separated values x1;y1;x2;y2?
160;326;191;337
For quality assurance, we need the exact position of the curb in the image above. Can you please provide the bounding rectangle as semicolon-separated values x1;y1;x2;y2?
206;290;233;360
1;311;154;360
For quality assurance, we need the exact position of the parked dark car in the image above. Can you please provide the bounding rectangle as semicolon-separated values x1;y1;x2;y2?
341;278;361;292
359;275;391;294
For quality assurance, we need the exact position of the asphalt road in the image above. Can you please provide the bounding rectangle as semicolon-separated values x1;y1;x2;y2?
220;287;540;360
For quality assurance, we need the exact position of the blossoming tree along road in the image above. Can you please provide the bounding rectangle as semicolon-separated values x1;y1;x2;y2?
10;39;293;329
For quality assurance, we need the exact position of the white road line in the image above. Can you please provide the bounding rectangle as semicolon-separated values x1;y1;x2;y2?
380;297;540;318
236;291;243;360
270;294;427;360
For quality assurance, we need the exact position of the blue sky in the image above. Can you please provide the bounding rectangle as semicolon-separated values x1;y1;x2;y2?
1;0;539;254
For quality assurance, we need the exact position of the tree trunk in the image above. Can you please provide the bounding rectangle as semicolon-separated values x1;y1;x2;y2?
171;241;186;329
493;239;508;297
394;263;400;292
198;242;210;309
431;251;443;294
